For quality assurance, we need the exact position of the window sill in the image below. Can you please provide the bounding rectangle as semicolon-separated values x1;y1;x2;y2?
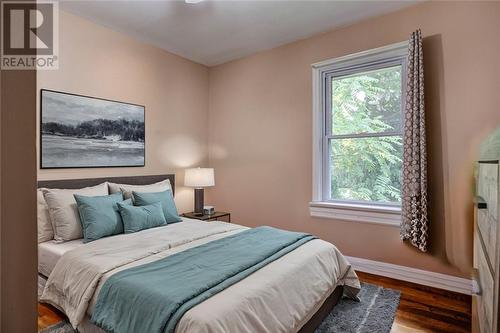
309;201;401;227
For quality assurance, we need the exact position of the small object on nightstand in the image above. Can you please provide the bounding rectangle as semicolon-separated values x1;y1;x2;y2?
204;206;215;215
182;211;231;223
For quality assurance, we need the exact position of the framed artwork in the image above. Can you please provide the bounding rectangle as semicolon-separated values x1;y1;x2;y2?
40;89;145;169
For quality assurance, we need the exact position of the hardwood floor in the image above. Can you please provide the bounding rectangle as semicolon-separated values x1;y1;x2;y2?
357;272;471;333
38;271;471;332
38;302;65;331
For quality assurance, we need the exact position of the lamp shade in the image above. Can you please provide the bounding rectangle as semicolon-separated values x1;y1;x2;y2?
184;168;215;188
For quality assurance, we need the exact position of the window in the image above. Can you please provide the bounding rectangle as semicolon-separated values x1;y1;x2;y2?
311;42;407;225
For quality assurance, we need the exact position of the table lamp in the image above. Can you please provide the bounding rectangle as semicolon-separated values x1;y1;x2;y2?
184;167;215;215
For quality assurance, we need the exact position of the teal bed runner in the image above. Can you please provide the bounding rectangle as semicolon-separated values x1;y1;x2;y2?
91;226;316;333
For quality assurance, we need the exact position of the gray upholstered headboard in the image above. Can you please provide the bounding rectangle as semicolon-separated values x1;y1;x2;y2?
37;174;175;195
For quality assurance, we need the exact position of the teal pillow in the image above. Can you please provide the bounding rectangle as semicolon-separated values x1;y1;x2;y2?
117;201;167;233
74;193;131;243
132;190;182;224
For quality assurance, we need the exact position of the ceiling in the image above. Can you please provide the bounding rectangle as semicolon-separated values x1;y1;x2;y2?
61;1;419;67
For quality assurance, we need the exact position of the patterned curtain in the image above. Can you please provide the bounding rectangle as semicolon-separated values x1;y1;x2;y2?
400;29;429;252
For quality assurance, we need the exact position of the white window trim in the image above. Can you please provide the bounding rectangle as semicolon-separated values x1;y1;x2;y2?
310;41;408;227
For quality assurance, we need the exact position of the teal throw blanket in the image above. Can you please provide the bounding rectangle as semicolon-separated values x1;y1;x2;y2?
91;226;316;333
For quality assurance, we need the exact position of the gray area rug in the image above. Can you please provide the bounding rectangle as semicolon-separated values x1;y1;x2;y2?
315;282;401;333
40;321;75;333
40;283;400;333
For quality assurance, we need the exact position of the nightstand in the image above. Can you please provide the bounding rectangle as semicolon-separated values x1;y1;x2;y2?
182;211;231;223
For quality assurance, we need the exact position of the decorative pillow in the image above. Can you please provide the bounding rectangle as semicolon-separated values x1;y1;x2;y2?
42;183;109;242
37;189;54;243
132;190;182;224
117;201;167;233
74;193;131;243
108;179;172;200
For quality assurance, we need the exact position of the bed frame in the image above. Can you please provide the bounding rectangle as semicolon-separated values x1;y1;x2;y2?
37;174;343;332
38;174;175;194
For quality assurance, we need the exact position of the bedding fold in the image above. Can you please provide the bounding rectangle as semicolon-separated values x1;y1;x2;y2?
91;226;316;333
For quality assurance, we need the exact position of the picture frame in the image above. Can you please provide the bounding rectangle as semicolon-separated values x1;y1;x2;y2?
40;89;145;169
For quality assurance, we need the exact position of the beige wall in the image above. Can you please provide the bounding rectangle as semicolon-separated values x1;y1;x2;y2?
207;1;500;276
37;11;210;213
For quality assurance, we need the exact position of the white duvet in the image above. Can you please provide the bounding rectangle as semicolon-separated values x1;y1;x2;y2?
41;219;360;333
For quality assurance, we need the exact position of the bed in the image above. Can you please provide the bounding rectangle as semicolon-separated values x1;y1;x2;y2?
38;175;360;333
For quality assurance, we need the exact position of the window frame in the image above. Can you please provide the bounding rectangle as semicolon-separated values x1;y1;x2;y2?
310;41;408;226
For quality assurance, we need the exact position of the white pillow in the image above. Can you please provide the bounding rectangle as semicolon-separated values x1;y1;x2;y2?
37;189;54;243
108;179;172;200
42;182;109;242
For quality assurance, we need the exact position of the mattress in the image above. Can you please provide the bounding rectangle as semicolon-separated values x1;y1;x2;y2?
38;239;85;277
41;219;360;332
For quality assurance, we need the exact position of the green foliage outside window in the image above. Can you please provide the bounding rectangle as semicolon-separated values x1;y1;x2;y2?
330;66;403;204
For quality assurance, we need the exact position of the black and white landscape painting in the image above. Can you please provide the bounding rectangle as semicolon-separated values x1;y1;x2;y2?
41;90;145;168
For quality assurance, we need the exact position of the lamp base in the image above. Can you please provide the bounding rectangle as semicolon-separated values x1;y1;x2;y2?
194;188;204;215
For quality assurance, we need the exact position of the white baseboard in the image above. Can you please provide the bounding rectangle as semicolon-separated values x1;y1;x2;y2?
346;256;472;295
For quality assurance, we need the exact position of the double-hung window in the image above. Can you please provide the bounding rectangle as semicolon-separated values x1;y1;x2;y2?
311;42;408;226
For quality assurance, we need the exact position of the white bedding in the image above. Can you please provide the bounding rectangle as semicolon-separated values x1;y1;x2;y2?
41;218;360;333
38;239;85;277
